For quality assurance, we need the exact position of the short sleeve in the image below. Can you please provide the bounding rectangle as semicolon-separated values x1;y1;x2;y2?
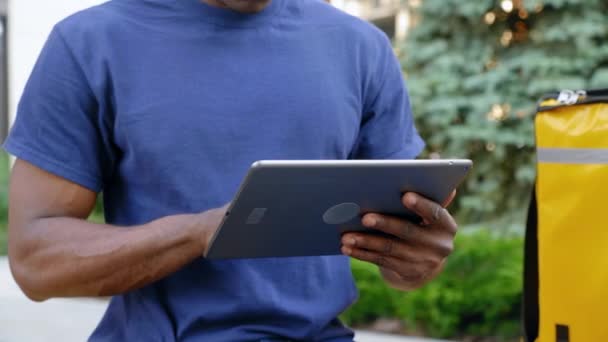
3;27;115;192
350;35;425;160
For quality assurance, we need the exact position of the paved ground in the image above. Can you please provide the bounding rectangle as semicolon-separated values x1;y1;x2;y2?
0;257;449;342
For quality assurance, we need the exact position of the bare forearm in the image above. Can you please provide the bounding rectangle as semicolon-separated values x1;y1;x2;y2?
10;214;209;301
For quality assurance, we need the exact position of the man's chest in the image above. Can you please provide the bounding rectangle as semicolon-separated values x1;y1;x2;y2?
110;35;364;161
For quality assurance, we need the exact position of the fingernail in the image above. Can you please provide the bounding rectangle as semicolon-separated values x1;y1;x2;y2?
342;246;352;256
365;216;377;227
342;236;357;246
406;194;417;207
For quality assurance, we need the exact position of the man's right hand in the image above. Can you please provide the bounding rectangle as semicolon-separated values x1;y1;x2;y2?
196;203;230;254
8;159;229;301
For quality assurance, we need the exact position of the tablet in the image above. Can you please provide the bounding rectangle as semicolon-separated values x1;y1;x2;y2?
205;159;472;259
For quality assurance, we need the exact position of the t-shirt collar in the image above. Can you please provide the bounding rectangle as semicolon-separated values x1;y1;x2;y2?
174;0;285;28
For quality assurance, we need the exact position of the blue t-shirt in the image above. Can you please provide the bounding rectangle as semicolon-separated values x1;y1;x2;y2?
4;0;424;340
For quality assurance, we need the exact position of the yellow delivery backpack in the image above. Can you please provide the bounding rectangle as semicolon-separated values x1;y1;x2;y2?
524;88;608;342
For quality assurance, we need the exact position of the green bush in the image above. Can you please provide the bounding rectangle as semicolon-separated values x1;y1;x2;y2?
402;0;608;223
342;257;401;325
0;152;8;255
0;225;6;255
343;229;524;340
89;196;105;223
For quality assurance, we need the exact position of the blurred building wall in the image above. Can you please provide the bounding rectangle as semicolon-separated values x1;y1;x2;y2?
0;0;6;142
7;0;105;129
328;0;409;40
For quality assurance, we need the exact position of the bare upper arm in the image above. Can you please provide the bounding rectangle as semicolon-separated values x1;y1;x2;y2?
9;159;97;232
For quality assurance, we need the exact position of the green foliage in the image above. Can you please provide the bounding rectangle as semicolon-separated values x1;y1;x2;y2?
0;152;8;255
343;229;524;340
0;229;5;255
342;257;401;325
89;196;105;224
401;0;608;222
397;230;523;339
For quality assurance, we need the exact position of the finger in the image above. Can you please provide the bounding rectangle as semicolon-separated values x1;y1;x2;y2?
342;233;412;260
358;214;454;257
442;190;456;208
361;214;417;241
342;246;430;282
341;245;398;269
402;193;457;235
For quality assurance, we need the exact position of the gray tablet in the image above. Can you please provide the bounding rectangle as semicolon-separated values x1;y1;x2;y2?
205;159;472;259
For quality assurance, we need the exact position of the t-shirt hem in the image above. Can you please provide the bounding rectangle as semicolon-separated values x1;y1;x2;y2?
369;134;426;160
3;139;103;192
388;134;426;159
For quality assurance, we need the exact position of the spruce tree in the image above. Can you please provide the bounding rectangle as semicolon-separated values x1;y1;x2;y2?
401;0;608;222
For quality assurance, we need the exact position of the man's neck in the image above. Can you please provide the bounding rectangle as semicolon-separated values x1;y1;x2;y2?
201;0;273;13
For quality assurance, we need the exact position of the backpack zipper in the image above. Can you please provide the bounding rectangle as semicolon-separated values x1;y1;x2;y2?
537;88;608;112
556;89;587;105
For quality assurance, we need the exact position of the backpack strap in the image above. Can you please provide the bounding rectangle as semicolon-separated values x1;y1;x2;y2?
523;184;539;342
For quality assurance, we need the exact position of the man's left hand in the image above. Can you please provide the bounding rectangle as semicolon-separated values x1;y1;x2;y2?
341;191;458;291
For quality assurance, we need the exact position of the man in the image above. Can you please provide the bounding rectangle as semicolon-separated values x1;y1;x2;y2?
4;0;458;340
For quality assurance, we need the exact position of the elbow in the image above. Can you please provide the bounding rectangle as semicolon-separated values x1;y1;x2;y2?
22;289;49;303
8;250;51;302
7;220;55;302
10;259;51;302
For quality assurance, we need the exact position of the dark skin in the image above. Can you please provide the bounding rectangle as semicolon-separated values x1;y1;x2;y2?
8;160;229;301
203;0;273;13
7;0;459;301
9;159;456;300
342;191;457;291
